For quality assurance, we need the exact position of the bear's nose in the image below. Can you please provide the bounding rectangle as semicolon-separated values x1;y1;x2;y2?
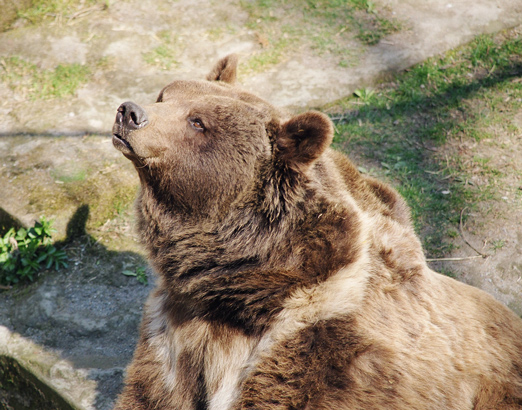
117;101;149;131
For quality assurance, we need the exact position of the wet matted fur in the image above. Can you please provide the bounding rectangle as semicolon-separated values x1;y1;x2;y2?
111;55;522;410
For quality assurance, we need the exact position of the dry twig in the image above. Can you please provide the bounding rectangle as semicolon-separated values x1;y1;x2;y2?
459;207;490;258
426;255;483;262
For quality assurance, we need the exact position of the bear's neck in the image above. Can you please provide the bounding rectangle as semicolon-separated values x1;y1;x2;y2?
136;180;363;334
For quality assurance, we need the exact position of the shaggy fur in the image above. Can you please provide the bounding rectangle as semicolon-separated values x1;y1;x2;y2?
111;55;522;410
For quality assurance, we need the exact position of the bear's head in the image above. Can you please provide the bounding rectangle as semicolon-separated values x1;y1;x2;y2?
112;54;333;221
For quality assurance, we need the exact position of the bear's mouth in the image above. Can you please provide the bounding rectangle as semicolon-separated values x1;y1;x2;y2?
112;132;135;155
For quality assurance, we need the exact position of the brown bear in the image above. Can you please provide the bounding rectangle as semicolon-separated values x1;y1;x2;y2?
111;54;522;410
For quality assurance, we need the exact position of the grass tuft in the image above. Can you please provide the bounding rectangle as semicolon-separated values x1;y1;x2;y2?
143;31;180;70
17;0;107;24
0;56;90;100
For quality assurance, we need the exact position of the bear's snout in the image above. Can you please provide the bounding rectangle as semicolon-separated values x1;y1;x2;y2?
112;101;150;156
116;101;149;132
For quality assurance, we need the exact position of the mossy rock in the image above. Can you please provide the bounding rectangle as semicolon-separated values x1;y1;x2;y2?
0;355;77;410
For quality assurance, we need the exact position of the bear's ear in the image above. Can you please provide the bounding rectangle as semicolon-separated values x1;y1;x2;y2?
275;111;333;170
206;54;238;84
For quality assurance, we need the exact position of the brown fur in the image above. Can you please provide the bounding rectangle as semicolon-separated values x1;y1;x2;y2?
111;55;522;410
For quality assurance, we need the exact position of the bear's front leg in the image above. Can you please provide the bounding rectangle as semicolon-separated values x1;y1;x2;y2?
113;311;208;410
114;343;207;410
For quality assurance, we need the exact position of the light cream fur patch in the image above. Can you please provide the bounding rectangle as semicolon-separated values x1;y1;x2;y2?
145;287;259;410
205;330;258;410
145;289;179;390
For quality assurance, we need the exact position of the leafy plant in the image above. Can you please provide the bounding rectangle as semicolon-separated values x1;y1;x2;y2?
0;217;68;286
123;266;148;285
353;88;375;103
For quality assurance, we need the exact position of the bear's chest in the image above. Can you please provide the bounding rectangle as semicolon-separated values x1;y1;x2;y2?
145;293;260;410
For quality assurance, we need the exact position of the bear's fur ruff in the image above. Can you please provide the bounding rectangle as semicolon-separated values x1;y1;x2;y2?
112;55;522;410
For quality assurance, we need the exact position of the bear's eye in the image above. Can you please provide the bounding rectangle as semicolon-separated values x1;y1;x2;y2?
189;118;205;132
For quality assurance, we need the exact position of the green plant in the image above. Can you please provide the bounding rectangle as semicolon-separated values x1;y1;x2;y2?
52;167;87;183
490;239;506;251
353;88;375;103
0;217;68;286
123;266;148;285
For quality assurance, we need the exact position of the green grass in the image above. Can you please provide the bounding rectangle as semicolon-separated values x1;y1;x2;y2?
246;37;291;71
142;31;180;70
45;63;91;98
240;0;401;71
0;56;91;100
329;31;522;257
51;167;87;183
